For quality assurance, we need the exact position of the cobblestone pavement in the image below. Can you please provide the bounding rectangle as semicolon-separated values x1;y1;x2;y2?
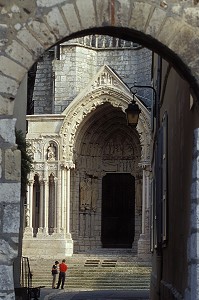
40;288;150;300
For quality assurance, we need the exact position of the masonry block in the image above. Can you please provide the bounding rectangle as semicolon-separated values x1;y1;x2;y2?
28;20;57;47
0;265;14;290
17;29;43;59
5;40;33;69
61;3;81;33
0;74;18;96
45;7;69;39
146;7;167;37
129;2;151;32
0;119;16;144
0;96;15;115
3;204;20;233
0;183;20;203
5;149;21;181
0;56;26;82
76;0;96;29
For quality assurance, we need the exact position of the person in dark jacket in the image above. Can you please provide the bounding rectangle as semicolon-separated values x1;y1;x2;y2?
51;260;59;289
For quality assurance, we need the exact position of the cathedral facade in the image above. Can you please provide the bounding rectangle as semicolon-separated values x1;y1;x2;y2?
23;36;152;260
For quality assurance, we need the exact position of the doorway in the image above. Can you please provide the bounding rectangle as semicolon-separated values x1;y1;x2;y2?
101;173;135;248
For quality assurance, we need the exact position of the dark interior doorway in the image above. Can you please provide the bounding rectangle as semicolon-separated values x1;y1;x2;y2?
101;173;135;248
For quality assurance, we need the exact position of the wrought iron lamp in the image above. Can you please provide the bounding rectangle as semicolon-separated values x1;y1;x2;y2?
125;88;141;127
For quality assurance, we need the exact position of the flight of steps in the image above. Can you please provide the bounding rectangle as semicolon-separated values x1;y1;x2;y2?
29;250;151;291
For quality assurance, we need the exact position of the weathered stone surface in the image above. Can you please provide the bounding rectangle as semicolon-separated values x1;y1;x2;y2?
37;0;66;7
45;7;69;39
129;2;151;32
0;56;26;82
0;183;20;203
5;149;21;181
0;95;15;115
3;203;20;233
28;20;57;47
146;7;167;37
17;28;43;59
0;265;14;290
0;119;16;144
61;3;81;33
5;40;33;69
0;240;18;263
0;74;18;96
95;0;109;26
76;0;96;29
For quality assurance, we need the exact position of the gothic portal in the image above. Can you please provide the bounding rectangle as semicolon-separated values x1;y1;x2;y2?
22;36;151;260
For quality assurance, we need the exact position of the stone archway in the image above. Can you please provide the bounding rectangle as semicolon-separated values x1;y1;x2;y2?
1;1;199;298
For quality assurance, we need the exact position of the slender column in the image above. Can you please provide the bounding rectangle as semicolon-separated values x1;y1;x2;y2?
29;180;34;228
57;167;62;233
61;167;66;230
142;169;146;234
66;167;71;235
26;183;30;227
39;180;44;228
44;179;49;233
54;177;58;232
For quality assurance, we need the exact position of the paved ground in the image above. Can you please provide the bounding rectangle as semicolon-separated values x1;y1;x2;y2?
40;288;150;300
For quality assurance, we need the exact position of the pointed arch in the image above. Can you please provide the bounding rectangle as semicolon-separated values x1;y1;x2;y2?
60;86;150;165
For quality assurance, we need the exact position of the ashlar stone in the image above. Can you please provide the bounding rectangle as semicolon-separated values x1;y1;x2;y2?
0;119;16;144
0;56;26;82
3;203;20;233
5;149;21;181
0;183;20;203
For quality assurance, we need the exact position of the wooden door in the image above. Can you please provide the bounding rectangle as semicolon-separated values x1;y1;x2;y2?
101;173;135;248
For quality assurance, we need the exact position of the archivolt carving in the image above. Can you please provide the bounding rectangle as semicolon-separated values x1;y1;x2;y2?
60;86;151;164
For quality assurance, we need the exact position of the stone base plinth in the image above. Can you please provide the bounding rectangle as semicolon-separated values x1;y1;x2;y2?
22;234;73;259
137;234;151;261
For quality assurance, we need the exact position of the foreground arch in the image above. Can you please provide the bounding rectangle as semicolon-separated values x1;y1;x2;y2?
0;0;199;298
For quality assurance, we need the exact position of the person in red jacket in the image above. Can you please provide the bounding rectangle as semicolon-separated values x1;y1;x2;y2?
56;259;68;289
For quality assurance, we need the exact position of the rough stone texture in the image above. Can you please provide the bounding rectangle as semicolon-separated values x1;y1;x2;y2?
33;39;152;114
186;128;199;300
0;183;20;203
5;149;21;181
0;119;16;144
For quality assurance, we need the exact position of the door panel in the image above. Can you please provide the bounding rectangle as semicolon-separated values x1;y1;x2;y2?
101;173;135;248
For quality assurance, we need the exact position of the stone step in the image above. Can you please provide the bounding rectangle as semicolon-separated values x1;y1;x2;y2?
28;255;151;291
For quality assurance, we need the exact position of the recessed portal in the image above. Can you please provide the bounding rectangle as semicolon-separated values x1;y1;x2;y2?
101;173;135;248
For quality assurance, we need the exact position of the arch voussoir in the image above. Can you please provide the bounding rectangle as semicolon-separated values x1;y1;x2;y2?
75;0;97;30
44;6;70;40
28;20;57;49
129;2;152;32
146;7;167;37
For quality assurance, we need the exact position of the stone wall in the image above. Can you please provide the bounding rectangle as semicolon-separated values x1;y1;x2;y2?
32;38;152;114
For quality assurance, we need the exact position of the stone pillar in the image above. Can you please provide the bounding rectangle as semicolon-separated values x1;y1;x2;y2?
0;117;21;298
142;169;146;234
39;180;44;228
61;167;66;231
24;180;34;236
56;166;62;233
137;164;151;261
185;129;199;300
54;177;58;233
66;167;71;235
43;179;49;234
